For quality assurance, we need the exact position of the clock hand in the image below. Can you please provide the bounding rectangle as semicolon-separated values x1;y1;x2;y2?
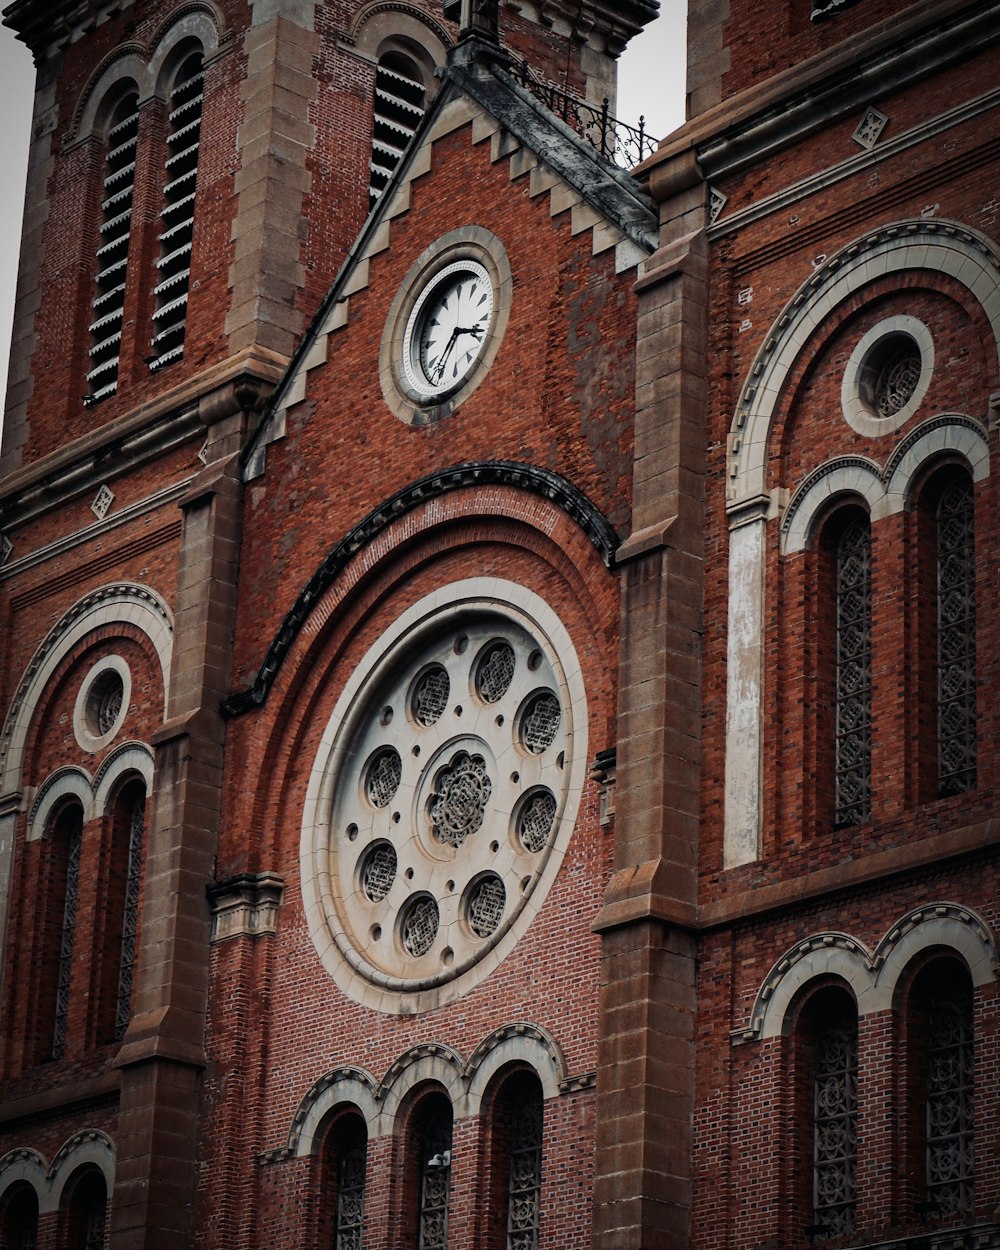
432;329;460;382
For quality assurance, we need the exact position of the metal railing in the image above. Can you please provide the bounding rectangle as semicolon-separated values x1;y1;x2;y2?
508;59;658;169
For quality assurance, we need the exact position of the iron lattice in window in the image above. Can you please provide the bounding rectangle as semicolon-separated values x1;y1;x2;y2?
418;1117;451;1250
430;752;492;847
362;843;397;903
402;896;439;957
114;796;145;1039
477;641;516;703
834;518;872;826
367;748;402;808
412;665;450;726
507;1095;543;1250
937;480;976;796
813;1023;858;1237
520;693;561;755
149;55;203;372
53;819;83;1060
86;95;139;404
84;1203;106;1250
927;985;975;1218
875;348;921;417
369;54;426;209
334;1138;366;1250
466;874;505;938
517;790;556;854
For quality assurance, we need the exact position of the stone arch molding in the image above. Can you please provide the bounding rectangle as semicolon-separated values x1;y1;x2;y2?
0;583;172;793
780;414;989;554
286;1022;568;1156
0;1131;115;1216
732;903;997;1044
70;3;226;142
722;219;1000;868
25;743;154;843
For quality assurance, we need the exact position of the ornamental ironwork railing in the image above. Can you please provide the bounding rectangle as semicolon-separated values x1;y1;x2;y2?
508;60;658;169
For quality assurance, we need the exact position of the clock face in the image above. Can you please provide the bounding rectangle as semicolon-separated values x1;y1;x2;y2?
403;260;494;399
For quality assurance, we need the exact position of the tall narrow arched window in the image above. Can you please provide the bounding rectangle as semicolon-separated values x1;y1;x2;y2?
104;781;146;1042
934;474;976;796
63;1170;107;1250
0;1183;39;1250
832;510;872;827
489;1071;543;1250
369;52;426;209
909;958;975;1220
320;1111;367;1250
44;804;85;1062
149;51;203;372
86;92;140;404
412;1093;452;1250
798;986;858;1238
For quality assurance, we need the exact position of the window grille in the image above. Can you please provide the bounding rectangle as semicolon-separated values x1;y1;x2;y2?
834;516;872;826
52;813;83;1060
114;794;145;1039
417;1106;452;1250
86;94;139;404
926;980;974;1218
149;54;203;372
813;1016;857;1236
334;1128;366;1250
369;53;426;210
506;1086;543;1250
937;479;976;796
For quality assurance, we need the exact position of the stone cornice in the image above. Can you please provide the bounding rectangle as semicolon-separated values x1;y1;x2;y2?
2;0;136;59
641;0;1000;198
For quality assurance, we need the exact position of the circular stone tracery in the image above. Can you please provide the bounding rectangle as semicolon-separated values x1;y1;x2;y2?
306;589;587;1007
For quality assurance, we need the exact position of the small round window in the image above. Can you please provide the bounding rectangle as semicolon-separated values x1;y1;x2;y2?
841;315;933;436
73;656;131;753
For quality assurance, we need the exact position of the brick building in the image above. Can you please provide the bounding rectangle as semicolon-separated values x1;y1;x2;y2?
0;0;998;1249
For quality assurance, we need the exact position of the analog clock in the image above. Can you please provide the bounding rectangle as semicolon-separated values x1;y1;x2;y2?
402;260;494;399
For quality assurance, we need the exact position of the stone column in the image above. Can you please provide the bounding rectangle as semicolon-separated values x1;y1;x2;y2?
592;171;709;1249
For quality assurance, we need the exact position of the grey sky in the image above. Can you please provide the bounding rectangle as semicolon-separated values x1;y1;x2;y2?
0;1;686;416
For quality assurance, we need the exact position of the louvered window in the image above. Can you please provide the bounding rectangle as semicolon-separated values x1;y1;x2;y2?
149;53;203;371
86;94;139;404
369;53;426;210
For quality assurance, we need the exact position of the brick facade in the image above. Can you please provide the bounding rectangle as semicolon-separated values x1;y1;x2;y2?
1;0;999;1248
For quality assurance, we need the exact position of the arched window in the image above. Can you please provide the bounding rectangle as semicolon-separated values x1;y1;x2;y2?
149;51;204;372
933;472;976;797
86;92;140;404
369;51;426;209
0;1183;39;1250
63;1169;108;1250
488;1071;543;1250
95;780;146;1043
908;958;974;1220
826;508;872;827
797;985;858;1238
44;804;85;1061
320;1110;367;1250
412;1092;452;1250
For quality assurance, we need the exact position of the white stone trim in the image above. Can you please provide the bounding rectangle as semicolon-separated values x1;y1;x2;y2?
734;904;998;1043
882;414;990;513
72;655;131;755
0;1148;46;1206
780;458;882;555
26;768;94;842
840;315;934;437
45;1131;115;1215
92;742;154;810
466;1022;566;1112
291;1068;381;1156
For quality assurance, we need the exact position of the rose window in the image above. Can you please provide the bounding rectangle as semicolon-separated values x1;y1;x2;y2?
311;596;585;1003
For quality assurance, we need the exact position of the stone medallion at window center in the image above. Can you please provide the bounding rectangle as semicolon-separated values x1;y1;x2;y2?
305;590;587;1008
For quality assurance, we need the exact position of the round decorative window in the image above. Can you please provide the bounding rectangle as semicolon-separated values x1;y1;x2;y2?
301;582;588;1013
73;655;131;753
841;315;934;436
